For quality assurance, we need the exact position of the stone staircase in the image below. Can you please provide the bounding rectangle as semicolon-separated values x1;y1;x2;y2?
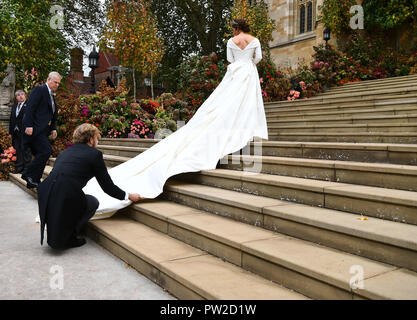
10;75;417;299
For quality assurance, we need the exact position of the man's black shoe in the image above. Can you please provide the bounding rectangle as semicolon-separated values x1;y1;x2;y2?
24;176;39;189
14;167;24;174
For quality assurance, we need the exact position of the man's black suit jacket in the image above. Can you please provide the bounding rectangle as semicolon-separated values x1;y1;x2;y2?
9;101;28;135
22;84;58;136
37;143;126;249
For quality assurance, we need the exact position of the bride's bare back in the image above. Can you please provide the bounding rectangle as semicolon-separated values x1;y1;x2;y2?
232;33;256;50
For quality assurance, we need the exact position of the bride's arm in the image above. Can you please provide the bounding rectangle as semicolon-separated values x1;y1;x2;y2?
253;42;262;64
227;43;235;63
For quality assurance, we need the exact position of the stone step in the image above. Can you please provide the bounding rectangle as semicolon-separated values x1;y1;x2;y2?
266;103;417;119
132;189;417;274
268;123;417;134
8;171;306;300
10;171;417;299
267;132;417;144
220;154;417;192
264;92;417;111
123;199;417;299
174;169;417;225
308;85;417;101
87;215;310;300
326;75;417;91
321;81;417;96
99;138;160;148
77;154;417;225
250;141;417;165
266;98;417;117
95;146;417;192
267;113;417;127
98;140;417;166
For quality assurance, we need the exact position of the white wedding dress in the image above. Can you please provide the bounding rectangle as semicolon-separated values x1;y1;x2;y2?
83;38;269;219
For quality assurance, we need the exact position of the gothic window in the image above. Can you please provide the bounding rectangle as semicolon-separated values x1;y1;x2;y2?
298;0;315;35
300;5;305;34
307;2;313;32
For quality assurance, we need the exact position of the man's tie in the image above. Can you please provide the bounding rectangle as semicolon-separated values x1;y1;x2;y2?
50;93;56;113
16;103;22;117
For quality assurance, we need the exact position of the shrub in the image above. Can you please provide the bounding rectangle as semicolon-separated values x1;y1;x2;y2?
53;88;81;157
175;53;227;112
0;128;15;180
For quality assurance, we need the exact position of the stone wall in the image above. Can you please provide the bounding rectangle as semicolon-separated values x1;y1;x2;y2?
267;0;337;69
0;64;16;132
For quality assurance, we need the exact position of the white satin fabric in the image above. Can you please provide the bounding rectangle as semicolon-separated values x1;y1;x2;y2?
84;38;269;219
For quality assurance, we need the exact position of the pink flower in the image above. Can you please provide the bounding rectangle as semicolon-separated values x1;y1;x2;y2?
260;78;264;84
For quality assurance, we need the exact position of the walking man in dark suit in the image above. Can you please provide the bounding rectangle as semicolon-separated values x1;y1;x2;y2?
9;90;28;173
22;72;61;189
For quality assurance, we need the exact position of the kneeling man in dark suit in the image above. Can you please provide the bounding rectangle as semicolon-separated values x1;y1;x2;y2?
37;123;142;250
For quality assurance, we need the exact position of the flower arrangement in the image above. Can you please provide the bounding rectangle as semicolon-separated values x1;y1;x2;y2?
0;144;16;181
139;98;160;115
1;146;16;164
107;128;126;139
129;119;152;139
287;90;301;101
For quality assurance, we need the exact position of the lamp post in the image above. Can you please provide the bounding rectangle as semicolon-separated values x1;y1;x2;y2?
323;27;331;49
88;46;99;94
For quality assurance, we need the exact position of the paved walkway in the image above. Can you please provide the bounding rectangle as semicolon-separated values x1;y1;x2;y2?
0;181;175;300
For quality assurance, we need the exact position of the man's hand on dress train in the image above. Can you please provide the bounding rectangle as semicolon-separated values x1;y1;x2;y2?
128;193;143;202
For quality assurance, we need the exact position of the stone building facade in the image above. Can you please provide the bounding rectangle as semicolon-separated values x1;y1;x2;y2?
267;0;335;69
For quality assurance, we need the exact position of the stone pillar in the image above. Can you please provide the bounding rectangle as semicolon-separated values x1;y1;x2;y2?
0;64;16;132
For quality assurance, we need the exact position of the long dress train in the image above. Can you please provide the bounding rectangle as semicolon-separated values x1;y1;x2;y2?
83;38;269;219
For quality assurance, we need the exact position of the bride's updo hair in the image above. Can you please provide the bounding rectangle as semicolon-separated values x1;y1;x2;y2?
232;19;250;33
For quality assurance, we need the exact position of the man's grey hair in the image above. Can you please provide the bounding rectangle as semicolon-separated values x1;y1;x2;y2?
48;71;62;81
15;89;25;96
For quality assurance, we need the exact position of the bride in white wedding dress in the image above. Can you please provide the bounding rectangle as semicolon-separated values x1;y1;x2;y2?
83;19;269;219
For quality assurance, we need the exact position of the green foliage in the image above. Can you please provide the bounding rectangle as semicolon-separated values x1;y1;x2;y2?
0;0;69;88
52;82;82;157
363;0;417;30
310;41;415;88
100;0;164;75
318;0;358;37
175;53;227;114
259;59;323;102
149;0;234;75
54;80;190;144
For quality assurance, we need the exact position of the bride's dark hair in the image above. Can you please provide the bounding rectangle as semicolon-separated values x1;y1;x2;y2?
232;19;250;33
